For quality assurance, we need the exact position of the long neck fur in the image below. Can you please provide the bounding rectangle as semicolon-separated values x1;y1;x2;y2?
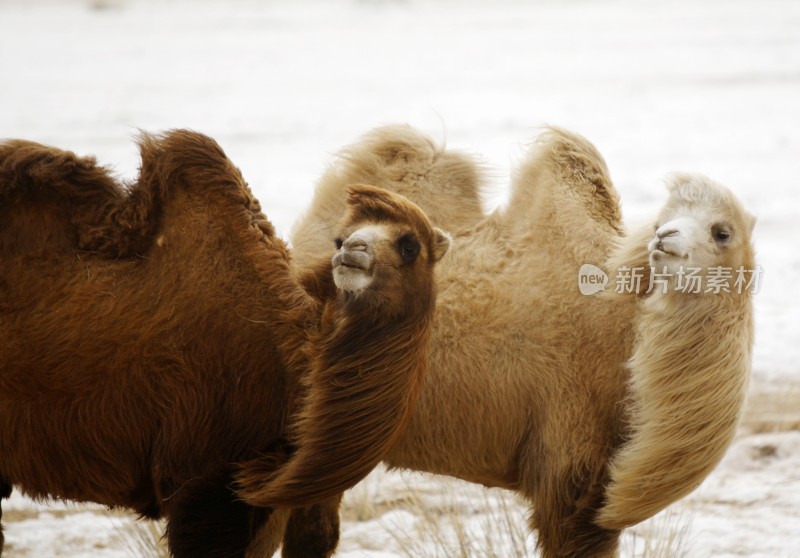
237;284;434;508
596;233;753;529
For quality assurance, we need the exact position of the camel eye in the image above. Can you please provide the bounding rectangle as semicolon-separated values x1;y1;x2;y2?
712;225;731;244
398;234;420;264
334;237;343;249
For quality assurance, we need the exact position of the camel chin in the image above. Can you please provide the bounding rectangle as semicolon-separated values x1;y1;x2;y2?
332;265;373;293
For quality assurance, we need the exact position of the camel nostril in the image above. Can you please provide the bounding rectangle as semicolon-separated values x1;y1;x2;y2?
343;238;368;251
656;228;679;240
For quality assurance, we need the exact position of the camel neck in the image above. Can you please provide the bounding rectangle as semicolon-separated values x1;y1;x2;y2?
236;287;435;509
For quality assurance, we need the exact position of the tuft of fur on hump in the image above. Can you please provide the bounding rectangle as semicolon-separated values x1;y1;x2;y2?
291;124;484;269
505;126;622;241
596;174;755;529
0;138;141;256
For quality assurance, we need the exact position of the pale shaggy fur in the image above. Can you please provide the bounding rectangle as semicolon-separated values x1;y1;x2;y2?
597;174;755;529
288;126;755;557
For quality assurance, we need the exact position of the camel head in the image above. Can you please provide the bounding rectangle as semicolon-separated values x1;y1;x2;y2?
647;173;756;285
331;185;450;314
236;185;451;510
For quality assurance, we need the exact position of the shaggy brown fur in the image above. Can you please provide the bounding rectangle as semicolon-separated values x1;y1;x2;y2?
237;185;451;508
288;125;755;557
0;131;447;557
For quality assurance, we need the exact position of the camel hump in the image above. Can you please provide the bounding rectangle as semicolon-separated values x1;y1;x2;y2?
0;138;137;256
338;125;485;232
504;127;623;257
1;131;265;259
291;125;483;269
343;124;441;176
136;129;248;199
540;126;621;230
0;138;121;206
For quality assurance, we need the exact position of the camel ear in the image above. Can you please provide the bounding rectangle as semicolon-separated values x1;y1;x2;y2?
431;227;451;262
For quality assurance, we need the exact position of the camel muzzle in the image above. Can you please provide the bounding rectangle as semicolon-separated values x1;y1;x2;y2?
331;248;375;293
332;249;372;271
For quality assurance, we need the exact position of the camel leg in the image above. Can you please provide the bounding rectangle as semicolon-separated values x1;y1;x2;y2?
0;481;11;555
164;477;269;558
281;495;342;558
528;465;621;558
246;508;290;558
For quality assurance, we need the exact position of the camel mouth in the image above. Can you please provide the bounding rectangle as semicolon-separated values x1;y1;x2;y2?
338;261;367;271
649;243;690;270
651;246;688;259
648;235;689;261
332;250;372;272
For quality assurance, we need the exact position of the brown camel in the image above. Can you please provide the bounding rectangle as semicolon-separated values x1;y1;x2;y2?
286;125;755;557
0;130;449;557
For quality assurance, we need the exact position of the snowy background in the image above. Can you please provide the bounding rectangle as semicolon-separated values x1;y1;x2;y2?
1;0;799;556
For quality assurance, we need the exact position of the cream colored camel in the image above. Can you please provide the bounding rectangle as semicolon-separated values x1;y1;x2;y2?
597;173;755;529
286;125;755;557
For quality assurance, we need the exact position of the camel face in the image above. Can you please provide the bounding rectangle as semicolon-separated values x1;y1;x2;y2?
332;224;388;293
331;185;450;310
648;173;755;277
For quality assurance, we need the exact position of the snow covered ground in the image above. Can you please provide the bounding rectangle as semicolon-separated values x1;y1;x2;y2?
1;0;798;556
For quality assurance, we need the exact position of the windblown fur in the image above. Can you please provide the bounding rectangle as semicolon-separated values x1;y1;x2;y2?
596;175;755;528
237;185;448;508
288;125;755;557
0;131;444;557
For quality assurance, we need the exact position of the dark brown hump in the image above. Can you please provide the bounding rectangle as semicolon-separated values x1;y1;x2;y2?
0;129;260;258
0;139;121;205
0;138;129;254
